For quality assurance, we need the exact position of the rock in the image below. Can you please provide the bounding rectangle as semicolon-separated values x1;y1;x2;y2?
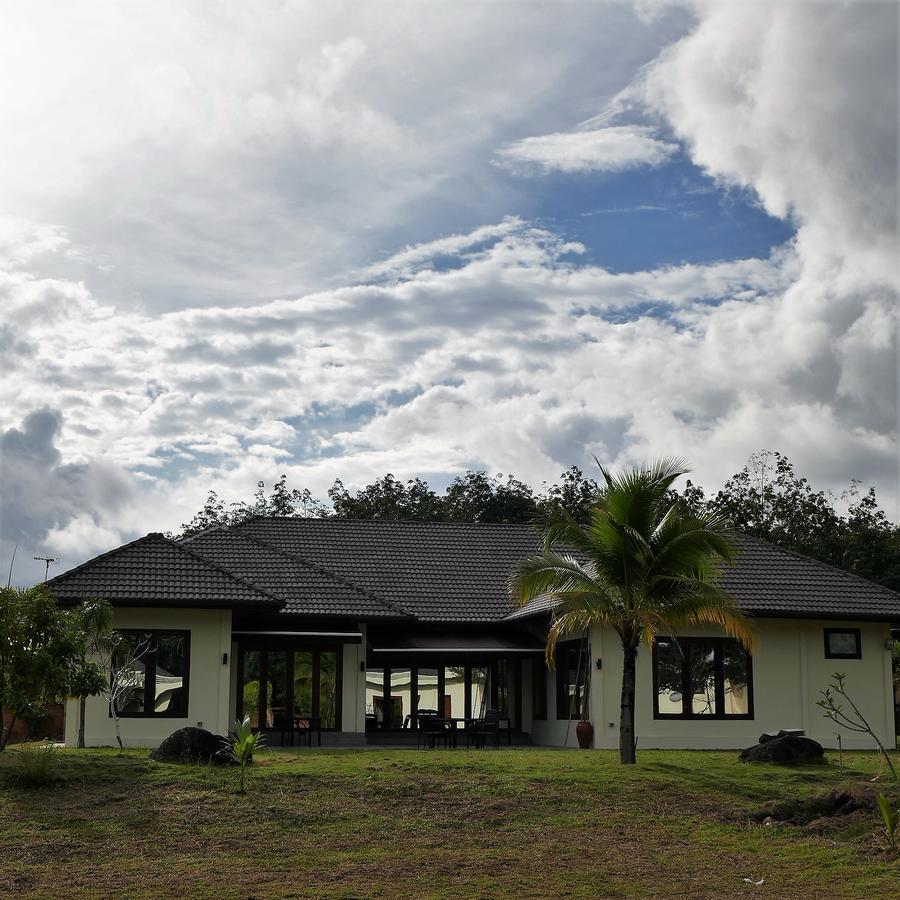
739;734;825;765
149;726;234;765
758;728;804;744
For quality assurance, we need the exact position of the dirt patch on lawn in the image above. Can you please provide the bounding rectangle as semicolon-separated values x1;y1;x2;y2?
748;785;886;832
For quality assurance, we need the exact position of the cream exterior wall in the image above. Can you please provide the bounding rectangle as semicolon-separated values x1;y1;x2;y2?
583;619;894;750
64;607;232;749
530;632;586;748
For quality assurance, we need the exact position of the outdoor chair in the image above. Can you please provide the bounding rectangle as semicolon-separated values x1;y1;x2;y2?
282;716;322;747
466;708;501;749
417;716;450;749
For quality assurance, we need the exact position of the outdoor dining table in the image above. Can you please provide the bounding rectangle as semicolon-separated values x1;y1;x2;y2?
430;716;514;747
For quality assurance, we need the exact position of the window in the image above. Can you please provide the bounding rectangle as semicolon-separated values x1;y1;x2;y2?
652;637;752;720
824;628;861;659
113;630;190;718
556;641;588;720
532;658;547;720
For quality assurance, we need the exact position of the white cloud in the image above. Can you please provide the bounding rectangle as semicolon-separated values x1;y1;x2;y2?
0;0;896;581
0;2;684;310
495;126;678;174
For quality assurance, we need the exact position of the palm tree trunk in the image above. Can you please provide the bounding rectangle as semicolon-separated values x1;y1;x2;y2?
619;642;638;764
78;696;86;749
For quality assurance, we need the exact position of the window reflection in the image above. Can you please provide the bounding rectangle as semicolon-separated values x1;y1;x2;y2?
417;668;439;720
389;668;412;728
319;651;338;729
154;634;187;713
653;637;752;719
365;667;386;728
689;643;718;715
444;667;465;719
116;632;148;715
470;666;489;718
654;639;683;716
722;640;750;715
241;650;261;727
293;651;313;720
267;651;288;730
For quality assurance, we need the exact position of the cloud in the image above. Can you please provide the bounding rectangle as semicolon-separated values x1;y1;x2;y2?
495;126;678;174
0;408;136;583
0;3;685;310
0;0;896;581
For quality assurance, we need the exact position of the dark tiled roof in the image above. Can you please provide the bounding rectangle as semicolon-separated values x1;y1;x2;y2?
182;528;408;619
235;517;547;622
48;520;900;624
46;533;281;609
719;532;900;620
506;531;900;623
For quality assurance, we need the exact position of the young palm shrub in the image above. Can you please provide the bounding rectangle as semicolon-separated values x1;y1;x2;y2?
227;715;265;794
876;794;899;851
510;458;754;764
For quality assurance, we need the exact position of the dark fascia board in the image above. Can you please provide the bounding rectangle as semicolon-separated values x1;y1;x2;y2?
741;609;900;624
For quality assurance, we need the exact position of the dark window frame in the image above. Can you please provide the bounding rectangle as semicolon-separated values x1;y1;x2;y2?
824;628;862;660
112;629;191;719
532;657;547;720
555;640;588;720
651;636;754;721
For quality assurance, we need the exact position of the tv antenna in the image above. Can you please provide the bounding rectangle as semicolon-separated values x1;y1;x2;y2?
34;555;59;581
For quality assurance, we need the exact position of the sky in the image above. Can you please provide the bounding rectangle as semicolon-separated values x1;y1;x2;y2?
0;0;897;585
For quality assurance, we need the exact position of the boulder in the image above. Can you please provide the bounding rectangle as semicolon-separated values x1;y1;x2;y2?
739;734;825;764
149;726;234;765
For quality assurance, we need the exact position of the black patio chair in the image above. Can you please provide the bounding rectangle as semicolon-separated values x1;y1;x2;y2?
417;716;450;750
466;708;501;749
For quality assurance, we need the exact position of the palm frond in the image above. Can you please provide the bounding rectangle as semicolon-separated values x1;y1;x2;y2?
656;583;755;651
508;551;601;607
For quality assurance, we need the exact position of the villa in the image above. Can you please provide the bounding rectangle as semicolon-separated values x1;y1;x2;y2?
47;518;900;750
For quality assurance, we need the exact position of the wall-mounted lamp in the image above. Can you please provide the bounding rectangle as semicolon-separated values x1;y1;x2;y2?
885;639;895;651
222;652;228;665
595;658;603;671
360;661;366;672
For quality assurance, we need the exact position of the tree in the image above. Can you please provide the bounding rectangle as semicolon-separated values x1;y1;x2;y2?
443;471;538;523
92;631;151;751
510;458;753;764
0;585;100;750
329;474;444;520
537;466;600;523
691;451;900;591
71;598;114;749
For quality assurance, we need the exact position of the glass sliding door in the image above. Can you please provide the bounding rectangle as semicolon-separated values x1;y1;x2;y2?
267;651;289;730
293;651;314;722
319;651;339;729
443;666;465;719
416;668;440;716
389;668;412;728
238;644;342;732
240;649;262;727
365;667;386;728
469;666;489;719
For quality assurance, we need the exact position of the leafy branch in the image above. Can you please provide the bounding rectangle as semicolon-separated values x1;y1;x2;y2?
817;672;896;781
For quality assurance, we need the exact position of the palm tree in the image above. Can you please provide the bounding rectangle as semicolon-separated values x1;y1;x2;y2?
510;458;754;764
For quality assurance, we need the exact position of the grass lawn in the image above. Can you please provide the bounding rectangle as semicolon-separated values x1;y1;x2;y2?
1;747;898;898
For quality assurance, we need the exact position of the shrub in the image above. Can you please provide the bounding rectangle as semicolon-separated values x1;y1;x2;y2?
876;794;899;851
225;716;266;795
12;743;61;788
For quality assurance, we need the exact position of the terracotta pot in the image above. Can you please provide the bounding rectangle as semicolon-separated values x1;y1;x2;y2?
576;719;594;750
